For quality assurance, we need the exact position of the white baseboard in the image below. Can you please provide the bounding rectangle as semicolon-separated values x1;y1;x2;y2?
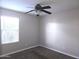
0;45;79;59
0;45;39;57
40;45;79;59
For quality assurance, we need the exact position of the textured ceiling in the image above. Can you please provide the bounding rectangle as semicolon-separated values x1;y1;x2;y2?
0;0;79;15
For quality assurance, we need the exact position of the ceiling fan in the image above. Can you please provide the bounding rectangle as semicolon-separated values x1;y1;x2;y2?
25;4;52;16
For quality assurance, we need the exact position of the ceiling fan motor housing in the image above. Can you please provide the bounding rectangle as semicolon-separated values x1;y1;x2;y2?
35;4;42;10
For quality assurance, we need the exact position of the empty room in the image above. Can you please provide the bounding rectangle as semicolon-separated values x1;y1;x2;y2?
0;0;79;59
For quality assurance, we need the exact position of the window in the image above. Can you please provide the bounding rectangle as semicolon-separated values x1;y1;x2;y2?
1;16;19;44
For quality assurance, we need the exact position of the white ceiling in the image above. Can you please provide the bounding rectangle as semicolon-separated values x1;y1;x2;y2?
0;0;79;15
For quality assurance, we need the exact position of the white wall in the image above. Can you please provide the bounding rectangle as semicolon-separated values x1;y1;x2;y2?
0;8;39;55
0;8;2;55
40;8;79;58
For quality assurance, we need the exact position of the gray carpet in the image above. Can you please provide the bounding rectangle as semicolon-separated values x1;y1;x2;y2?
0;46;76;59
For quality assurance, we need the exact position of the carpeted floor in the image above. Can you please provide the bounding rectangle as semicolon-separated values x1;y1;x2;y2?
0;46;76;59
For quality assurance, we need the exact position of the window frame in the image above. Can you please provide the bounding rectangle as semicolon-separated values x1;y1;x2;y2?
1;16;19;44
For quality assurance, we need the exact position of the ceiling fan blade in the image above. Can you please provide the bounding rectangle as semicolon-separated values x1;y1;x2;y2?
25;10;35;14
41;6;51;9
41;10;52;14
